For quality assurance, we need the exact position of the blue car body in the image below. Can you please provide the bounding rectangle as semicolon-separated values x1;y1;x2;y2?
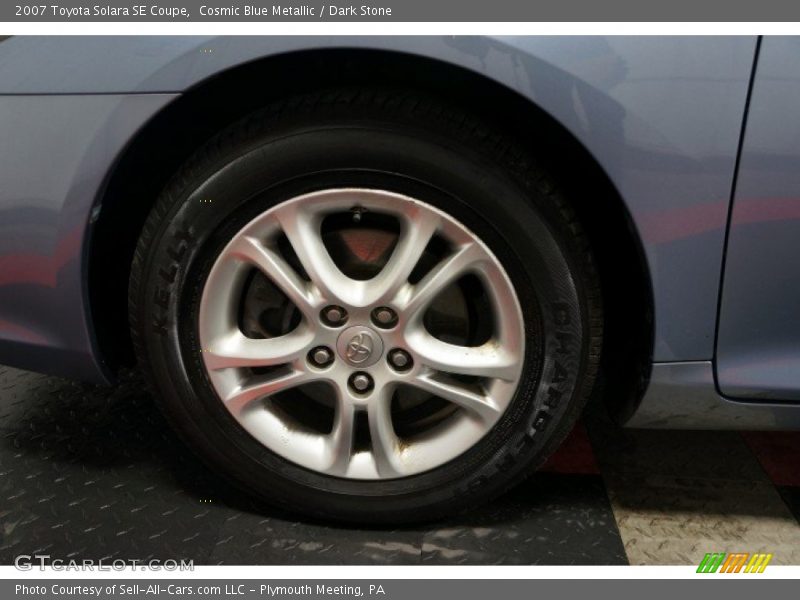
1;35;799;428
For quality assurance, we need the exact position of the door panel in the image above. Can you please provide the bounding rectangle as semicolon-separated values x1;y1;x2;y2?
718;37;800;401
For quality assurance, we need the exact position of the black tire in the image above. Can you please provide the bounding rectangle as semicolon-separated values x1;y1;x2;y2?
129;88;602;524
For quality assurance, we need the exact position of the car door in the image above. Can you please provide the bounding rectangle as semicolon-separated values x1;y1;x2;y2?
717;36;800;401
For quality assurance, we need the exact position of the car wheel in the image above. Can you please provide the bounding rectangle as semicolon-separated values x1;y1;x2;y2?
129;89;601;523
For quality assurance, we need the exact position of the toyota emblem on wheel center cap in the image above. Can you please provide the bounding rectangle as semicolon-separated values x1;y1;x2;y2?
337;326;384;368
347;333;373;363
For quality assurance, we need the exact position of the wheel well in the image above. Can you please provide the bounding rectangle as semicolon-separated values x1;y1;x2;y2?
89;48;653;421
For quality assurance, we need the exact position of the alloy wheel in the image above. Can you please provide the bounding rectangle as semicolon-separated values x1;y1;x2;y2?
198;188;525;479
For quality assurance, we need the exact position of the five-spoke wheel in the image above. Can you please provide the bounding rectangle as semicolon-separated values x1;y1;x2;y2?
131;89;599;522
198;189;524;479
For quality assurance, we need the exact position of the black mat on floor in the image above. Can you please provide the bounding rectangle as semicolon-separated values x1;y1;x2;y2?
0;366;627;565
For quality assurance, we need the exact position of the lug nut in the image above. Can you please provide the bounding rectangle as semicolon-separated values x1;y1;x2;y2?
388;349;413;371
308;346;334;367
321;305;347;326
349;372;374;394
372;307;397;328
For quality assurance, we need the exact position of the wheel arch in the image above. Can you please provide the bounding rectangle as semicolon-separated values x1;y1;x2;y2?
88;47;653;421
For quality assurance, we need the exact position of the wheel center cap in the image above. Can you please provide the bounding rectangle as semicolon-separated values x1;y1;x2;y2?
337;325;384;368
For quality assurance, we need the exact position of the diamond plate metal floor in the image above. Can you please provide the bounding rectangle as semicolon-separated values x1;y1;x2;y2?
1;364;800;565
